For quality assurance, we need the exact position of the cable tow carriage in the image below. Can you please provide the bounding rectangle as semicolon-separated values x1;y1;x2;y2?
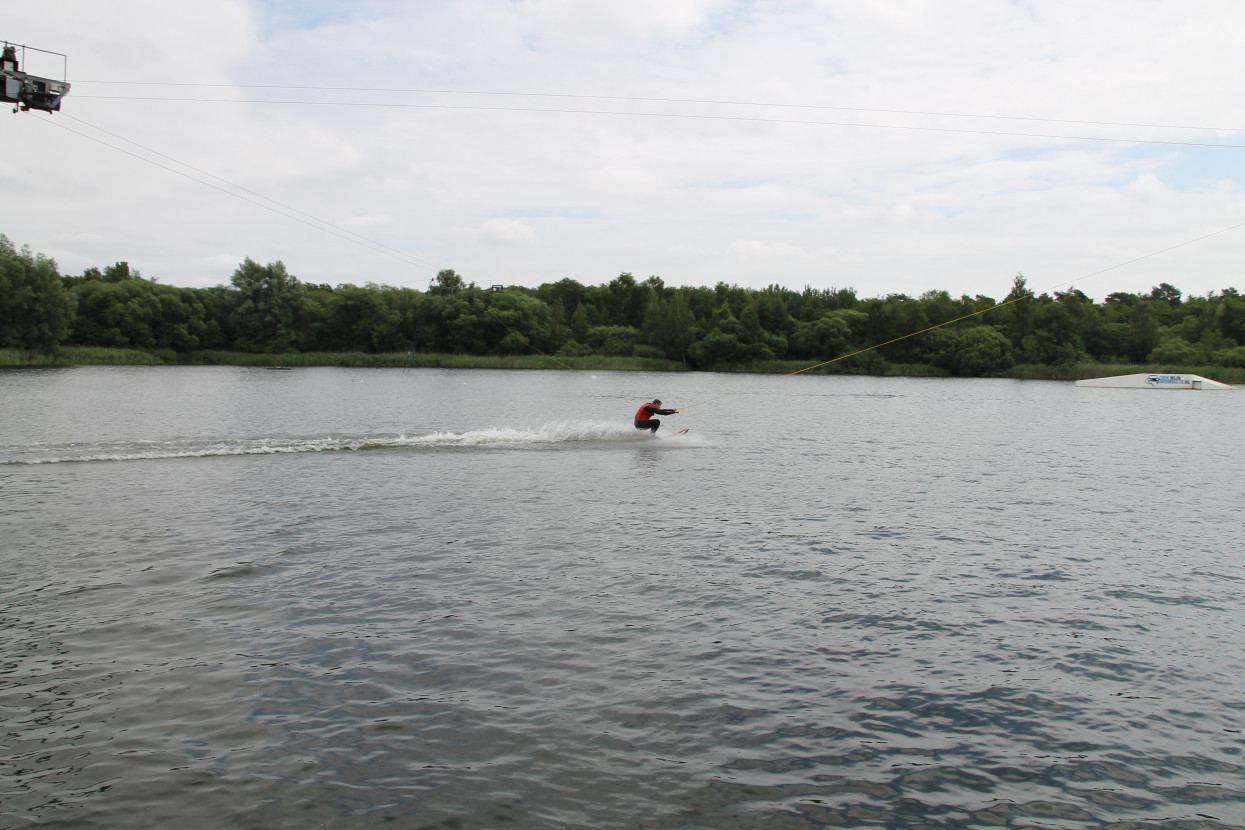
2;42;70;113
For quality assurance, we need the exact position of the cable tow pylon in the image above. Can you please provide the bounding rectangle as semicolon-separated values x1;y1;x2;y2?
1;42;70;113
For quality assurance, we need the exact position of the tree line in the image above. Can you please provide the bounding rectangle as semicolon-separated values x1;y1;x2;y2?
3;233;1244;375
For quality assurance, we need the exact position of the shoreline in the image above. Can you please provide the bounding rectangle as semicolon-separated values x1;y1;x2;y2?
3;348;1243;384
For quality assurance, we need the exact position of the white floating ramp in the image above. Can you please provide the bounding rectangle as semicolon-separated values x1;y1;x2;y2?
1076;373;1239;390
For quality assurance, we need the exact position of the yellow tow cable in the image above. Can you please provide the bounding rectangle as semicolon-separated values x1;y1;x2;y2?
678;292;1032;412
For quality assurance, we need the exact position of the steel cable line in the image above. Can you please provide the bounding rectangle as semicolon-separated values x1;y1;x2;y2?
678;219;1245;412
37;114;572;367
65;94;1245;149
36;114;441;280
31;87;1245;383
69;80;1245;134
476;299;575;371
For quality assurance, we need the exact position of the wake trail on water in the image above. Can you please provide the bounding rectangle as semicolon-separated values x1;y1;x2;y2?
2;420;684;465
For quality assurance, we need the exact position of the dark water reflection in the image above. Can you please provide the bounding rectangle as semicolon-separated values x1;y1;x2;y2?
2;367;1243;828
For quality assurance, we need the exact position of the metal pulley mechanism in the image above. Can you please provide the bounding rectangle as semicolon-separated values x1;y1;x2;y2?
2;42;70;113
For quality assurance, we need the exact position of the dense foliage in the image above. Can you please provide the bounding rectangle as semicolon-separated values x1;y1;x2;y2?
0;236;76;352
4;234;1244;374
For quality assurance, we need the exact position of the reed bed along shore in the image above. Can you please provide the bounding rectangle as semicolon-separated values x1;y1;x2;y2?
2;348;1242;385
0;348;687;373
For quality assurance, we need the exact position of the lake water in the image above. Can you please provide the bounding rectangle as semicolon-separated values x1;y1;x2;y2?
2;365;1243;829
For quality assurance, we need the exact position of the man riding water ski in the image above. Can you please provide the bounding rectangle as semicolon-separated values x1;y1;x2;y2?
634;399;679;436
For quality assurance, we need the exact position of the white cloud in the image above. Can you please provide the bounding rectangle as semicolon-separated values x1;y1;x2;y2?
465;218;537;245
344;214;396;230
196;252;247;273
512;0;733;45
729;240;808;259
837;204;935;224
1125;173;1171;203
2;0;1243;299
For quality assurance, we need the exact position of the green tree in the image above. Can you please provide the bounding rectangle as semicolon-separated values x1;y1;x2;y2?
0;235;76;352
585;325;640;356
605;272;652;327
535;277;589;319
1092;322;1143;362
550;304;572;350
296;283;333;351
733;301;786;359
155;286;209;352
640;289;696;362
70;281;154;348
755;289;796;336
1123;302;1161;362
193;285;234;350
1011;291;1086;366
1219;288;1245;344
789;312;854;361
688;330;748;367
864;294;930;363
1148;338;1198;365
229;258;305;352
1150;282;1182;306
569;301;591;343
319;283;408;352
70;278;206;352
1211;345;1245;367
998;273;1034;345
480;291;557;355
429;269;469;296
420;292;488;354
954;326;1015;376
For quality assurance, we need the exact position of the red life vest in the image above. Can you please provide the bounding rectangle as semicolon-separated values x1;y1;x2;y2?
635;403;656;422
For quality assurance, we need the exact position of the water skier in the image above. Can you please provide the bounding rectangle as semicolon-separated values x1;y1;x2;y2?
634;399;679;436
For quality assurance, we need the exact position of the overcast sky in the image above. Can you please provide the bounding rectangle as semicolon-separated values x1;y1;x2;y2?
4;1;1243;301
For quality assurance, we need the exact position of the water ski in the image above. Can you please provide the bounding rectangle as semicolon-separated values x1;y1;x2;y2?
661;429;690;438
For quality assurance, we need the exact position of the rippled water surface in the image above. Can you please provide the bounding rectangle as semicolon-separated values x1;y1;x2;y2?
2;365;1243;829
